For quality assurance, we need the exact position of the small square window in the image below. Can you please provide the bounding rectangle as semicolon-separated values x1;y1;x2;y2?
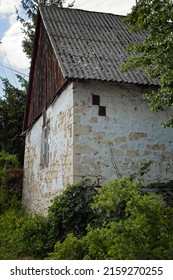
92;94;100;106
99;106;106;116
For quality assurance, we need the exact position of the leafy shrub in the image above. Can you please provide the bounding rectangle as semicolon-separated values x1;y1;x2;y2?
144;180;173;207
0;151;22;214
0;177;98;260
47;179;98;250
47;234;85;260
0;151;48;260
0;151;19;169
21;214;49;259
0;208;28;259
48;178;173;260
0;208;48;260
91;177;141;227
6;168;23;199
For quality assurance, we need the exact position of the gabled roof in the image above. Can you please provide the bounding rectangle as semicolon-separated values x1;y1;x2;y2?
39;4;158;85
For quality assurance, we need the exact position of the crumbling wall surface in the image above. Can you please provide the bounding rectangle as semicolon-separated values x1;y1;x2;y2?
73;80;173;185
22;83;73;215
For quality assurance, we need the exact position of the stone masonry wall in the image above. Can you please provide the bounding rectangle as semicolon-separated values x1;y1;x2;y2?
73;80;173;186
22;83;73;214
23;80;173;214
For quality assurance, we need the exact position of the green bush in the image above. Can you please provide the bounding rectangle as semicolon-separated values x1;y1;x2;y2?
0;151;19;169
0;208;28;259
0;151;22;214
144;180;173;207
47;179;98;249
21;214;49;259
0;208;48;260
47;233;85;260
0;176;99;260
0;151;48;260
48;178;173;260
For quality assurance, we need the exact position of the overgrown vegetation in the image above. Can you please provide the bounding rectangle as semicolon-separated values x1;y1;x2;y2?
0;157;98;259
47;179;98;250
47;178;173;260
0;151;48;259
1;152;173;260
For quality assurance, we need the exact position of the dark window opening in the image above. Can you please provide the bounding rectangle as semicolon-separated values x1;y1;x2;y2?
99;106;106;116
92;94;100;106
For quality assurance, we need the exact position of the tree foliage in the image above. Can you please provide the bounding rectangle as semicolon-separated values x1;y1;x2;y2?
17;0;69;59
0;77;26;166
121;0;173;127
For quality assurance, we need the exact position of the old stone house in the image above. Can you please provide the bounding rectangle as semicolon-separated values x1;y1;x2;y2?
22;4;173;214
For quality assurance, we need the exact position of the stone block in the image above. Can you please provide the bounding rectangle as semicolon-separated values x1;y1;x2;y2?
90;117;98;123
74;125;92;136
126;150;139;157
146;144;166;151
129;132;148;140
74;144;94;154
93;132;105;139
143;150;151;156
73;164;87;176
115;136;127;144
162;152;173;159
73;115;81;124
112;148;124;157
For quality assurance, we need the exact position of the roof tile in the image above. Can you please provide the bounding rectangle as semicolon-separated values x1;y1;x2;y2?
40;5;158;85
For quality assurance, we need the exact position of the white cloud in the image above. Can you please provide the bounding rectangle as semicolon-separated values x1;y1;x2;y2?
1;15;29;70
0;0;30;72
73;0;135;15
0;0;21;17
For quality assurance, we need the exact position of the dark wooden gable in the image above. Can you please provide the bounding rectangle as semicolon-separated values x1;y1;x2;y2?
23;14;66;132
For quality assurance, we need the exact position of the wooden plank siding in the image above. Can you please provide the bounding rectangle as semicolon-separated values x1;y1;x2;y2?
23;18;66;132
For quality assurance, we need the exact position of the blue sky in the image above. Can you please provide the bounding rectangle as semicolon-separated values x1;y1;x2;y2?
0;0;135;95
0;19;9;37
